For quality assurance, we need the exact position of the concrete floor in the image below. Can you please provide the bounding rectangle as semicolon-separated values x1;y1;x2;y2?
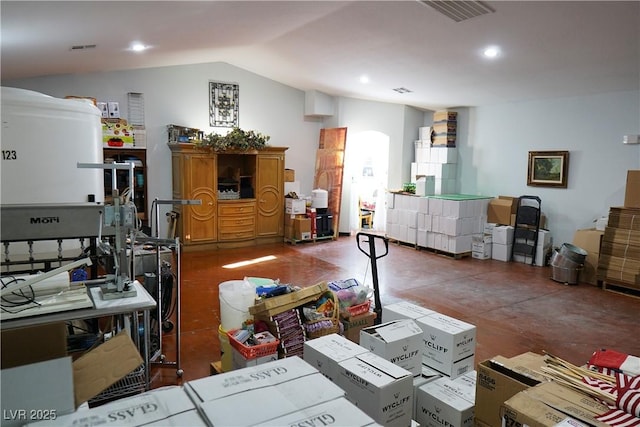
150;234;640;388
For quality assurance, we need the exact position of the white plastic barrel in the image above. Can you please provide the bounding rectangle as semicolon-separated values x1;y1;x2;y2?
0;87;104;205
218;279;256;331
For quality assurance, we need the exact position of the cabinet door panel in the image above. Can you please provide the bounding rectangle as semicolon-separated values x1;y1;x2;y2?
185;155;216;243
256;154;284;237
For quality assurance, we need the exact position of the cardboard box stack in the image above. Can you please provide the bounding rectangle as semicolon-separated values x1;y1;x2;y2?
487;196;518;226
474;352;548;427
492;225;514;262
415;312;476;379
597;171;640;291
431;110;457;147
500;381;611;427
386;192;421;245
598;205;640;289
573;228;605;285
381;301;478;424
303;334;414;427
184;356;376;427
414;370;477;427
359;319;423;376
411;146;457;195
416;195;490;255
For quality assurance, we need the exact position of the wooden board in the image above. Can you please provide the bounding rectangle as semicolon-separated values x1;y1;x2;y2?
314;127;347;239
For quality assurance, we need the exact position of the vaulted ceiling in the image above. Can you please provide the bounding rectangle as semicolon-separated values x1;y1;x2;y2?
2;1;639;110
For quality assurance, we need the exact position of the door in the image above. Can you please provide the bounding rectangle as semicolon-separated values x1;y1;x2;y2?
184;154;217;243
256;153;283;237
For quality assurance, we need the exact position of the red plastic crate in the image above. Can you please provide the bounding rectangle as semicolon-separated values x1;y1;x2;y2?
227;329;280;360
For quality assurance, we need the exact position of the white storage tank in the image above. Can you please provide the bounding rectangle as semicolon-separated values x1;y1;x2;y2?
1;87;104;205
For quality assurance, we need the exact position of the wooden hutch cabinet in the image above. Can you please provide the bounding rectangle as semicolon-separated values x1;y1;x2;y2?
169;143;287;249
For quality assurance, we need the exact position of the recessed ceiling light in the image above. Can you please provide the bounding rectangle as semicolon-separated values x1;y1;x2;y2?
483;46;500;58
360;75;370;84
131;43;148;52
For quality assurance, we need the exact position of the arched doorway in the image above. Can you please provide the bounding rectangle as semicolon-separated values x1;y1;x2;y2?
343;130;390;233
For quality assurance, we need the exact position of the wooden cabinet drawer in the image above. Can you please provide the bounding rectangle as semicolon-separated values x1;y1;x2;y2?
218;218;255;241
218;202;256;217
219;216;255;230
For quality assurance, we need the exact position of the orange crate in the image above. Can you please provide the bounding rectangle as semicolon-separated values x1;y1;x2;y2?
227;329;280;359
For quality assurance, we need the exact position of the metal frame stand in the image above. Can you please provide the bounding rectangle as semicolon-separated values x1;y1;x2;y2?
356;231;389;325
141;198;200;378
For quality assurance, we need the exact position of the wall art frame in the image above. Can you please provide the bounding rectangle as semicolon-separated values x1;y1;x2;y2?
527;150;569;188
209;81;239;128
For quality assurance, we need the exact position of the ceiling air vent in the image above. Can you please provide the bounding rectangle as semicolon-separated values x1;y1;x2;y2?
418;0;495;22
70;44;97;51
393;87;412;94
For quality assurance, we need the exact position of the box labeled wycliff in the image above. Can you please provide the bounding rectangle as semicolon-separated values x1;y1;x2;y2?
303;333;369;382
336;351;413;427
415;313;476;379
359;319;423;376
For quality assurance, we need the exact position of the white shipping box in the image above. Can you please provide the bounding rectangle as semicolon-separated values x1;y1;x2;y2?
303;333;369;382
29;386;196;427
413;364;443;420
336;352;414;427
144;410;207;426
360;319;423;376
415;371;477;427
4;357;76;427
472;234;493;259
184;356;316;403
264;397;376;427
416;314;476;379
382;301;437;323
492;243;513;262
447;235;472;254
285;198;306;214
416;176;436;197
198;373;345;426
231;347;278;370
492;225;514;245
431;146;458;164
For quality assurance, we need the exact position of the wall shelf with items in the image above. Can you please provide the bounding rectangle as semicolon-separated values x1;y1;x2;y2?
103;148;148;224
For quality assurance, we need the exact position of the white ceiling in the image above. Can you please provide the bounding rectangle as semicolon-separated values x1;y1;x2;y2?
2;1;639;110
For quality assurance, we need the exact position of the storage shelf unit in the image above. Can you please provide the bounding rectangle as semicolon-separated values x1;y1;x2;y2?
169;143;287;250
104;148;148;224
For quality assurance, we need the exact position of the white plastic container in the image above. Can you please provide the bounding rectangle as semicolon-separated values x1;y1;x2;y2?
0;87;104;205
311;188;328;209
218;279;256;331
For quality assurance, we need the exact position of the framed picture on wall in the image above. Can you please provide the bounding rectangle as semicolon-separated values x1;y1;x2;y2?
527;150;569;188
209;81;239;128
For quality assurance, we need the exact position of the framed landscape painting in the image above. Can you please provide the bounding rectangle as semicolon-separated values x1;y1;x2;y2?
527;150;569;188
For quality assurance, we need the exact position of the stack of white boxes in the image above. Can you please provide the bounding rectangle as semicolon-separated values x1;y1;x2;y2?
304;334;414;427
386;192;421;245
185;356;377;427
412;140;458;196
419;197;490;255
381;302;477;425
492;224;514;262
484;224;552;266
513;228;552;266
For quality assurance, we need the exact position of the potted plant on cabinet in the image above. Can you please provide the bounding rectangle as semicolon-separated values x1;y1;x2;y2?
197;128;270;152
